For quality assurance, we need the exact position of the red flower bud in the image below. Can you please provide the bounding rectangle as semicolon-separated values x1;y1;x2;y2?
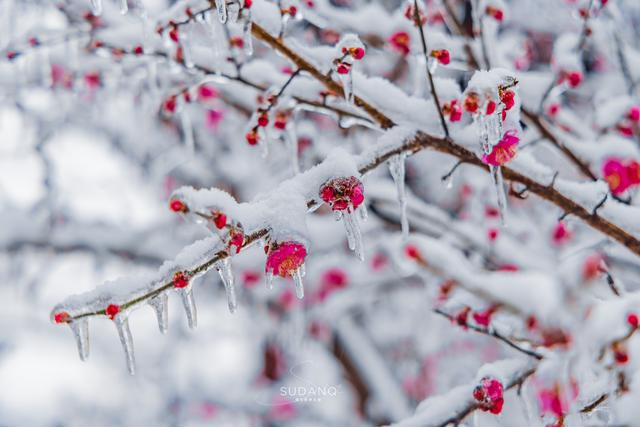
133;45;144;55
257;113;269;127
431;49;450;65
246;130;259;145
486;5;504;21
169;26;179;43
485;100;497;115
213;211;227;229
106;304;120;320
169;199;188;213
628;313;638;329
54;311;70;324
163;96;177;113
350;47;365;60
336;62;351;74
464;94;480;113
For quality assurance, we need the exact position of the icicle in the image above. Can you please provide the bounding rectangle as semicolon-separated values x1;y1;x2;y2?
338;69;353;103
227;2;241;22
242;13;253;56
216;0;228;23
148;293;169;334
359;202;368;221
490;165;508;224
120;0;128;14
205;12;226;70
69;318;90;361
114;315;136;375
265;271;274;290
180;110;195;153
343;211;364;261
293;267;305;299
90;0;102;15
216;258;237;313
388;153;409;238
475;111;507;223
181;31;195;69
179;287;198;328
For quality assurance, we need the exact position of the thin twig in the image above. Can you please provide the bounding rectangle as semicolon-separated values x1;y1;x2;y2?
412;0;449;138
434;309;543;360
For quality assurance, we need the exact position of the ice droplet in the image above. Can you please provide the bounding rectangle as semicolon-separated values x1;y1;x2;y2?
69;318;90;361
216;258;237;313
343;211;364;261
179;287;198;329
388;153;409;238
338;68;353;103
216;0;228;23
114;315;136;375
148;293;169;334
242;13;253;56
90;0;102;15
265;271;274;290
293;267;305;299
120;0;128;14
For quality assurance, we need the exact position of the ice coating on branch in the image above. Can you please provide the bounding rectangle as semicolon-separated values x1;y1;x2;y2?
388;153;409;239
114;315;135;375
148;292;169;334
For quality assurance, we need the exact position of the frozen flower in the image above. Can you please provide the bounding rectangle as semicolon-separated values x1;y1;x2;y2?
319;176;365;211
265;241;307;278
473;377;505;414
443;100;463;122
430;49;450;65
552;221;572;245
198;84;218;100
485;5;504;21
482;131;519;166
603;158;631;195
389;31;411;55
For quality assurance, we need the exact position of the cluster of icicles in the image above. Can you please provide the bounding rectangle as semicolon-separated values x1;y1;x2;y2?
51;175;371;373
463;77;520;223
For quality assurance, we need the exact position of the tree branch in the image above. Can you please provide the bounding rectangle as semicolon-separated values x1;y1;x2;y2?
412;0;449;138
